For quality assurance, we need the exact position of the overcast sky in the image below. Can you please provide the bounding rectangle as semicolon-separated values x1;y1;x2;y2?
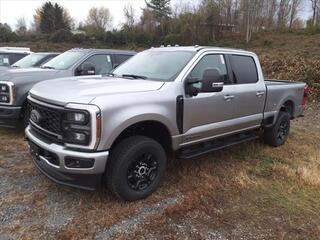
0;0;313;30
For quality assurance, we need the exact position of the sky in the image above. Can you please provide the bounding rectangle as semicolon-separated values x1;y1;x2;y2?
0;0;313;30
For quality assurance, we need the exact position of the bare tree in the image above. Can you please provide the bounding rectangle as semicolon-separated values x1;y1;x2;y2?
123;5;136;28
86;7;112;31
289;0;302;29
310;0;319;28
15;17;27;35
277;0;291;30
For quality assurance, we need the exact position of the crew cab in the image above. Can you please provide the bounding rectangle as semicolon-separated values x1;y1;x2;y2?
25;46;308;201
0;47;32;70
0;48;135;128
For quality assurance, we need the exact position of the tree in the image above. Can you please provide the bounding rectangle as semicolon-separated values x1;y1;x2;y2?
86;7;112;32
310;0;319;29
145;0;172;20
15;17;27;35
277;0;291;30
288;0;302;29
123;5;136;29
33;1;71;33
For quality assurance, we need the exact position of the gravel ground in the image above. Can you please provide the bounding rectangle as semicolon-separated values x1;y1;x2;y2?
0;105;319;239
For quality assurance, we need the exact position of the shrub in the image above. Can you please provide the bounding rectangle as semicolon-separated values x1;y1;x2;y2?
50;29;73;43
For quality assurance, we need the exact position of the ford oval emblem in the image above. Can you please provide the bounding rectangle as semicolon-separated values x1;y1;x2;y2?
30;109;41;124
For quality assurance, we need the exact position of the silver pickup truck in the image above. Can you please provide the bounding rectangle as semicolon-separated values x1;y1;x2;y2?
25;46;308;201
0;48;135;128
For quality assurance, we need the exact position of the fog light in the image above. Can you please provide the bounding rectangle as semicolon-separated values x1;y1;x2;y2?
65;157;94;168
0;95;9;103
65;131;89;145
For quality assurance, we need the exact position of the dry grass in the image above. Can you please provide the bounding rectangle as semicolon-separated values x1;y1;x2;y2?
0;105;320;239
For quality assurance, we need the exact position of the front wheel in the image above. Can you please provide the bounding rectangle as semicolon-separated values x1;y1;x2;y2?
263;111;291;147
106;136;167;201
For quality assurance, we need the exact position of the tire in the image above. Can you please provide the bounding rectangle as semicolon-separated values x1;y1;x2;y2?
264;111;290;147
106;136;167;201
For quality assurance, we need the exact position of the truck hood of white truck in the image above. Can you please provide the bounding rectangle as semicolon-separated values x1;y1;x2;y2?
29;75;165;106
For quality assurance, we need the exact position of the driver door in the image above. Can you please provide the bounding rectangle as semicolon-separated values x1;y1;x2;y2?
182;54;237;145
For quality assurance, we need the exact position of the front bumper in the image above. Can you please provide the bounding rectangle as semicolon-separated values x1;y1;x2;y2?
0;105;21;128
25;126;109;190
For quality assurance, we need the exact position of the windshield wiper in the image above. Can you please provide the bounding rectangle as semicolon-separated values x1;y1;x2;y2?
121;74;147;80
11;65;19;68
41;66;55;69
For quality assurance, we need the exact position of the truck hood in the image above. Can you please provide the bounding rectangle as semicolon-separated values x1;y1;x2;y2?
30;76;165;105
0;67;59;84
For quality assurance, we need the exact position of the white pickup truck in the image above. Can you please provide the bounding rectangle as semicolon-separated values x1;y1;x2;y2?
26;46;308;201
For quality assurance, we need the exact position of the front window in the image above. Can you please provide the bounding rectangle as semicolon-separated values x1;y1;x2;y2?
43;51;86;70
12;54;46;68
112;50;195;81
0;54;10;66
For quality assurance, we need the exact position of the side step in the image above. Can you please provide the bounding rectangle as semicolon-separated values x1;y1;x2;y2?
177;131;259;159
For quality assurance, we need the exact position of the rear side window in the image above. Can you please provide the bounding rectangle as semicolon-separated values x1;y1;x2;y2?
230;55;258;84
10;53;28;65
115;54;132;65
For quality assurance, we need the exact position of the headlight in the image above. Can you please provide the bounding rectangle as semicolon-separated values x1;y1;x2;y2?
0;82;14;105
65;112;88;124
62;103;101;150
62;110;91;145
0;84;9;92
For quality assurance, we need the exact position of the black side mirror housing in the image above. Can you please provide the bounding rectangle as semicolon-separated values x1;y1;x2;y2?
201;68;224;93
185;77;201;96
77;63;96;76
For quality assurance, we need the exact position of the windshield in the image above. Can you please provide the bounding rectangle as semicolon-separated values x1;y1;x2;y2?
43;51;85;70
0;54;10;66
12;54;46;68
112;50;195;81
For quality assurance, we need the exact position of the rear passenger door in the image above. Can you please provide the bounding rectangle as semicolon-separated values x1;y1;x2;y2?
227;54;266;130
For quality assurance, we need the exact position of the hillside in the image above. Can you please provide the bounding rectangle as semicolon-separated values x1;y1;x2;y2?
1;32;319;98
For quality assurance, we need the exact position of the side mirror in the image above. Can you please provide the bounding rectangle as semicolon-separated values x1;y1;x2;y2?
201;68;224;93
77;63;95;76
185;77;201;97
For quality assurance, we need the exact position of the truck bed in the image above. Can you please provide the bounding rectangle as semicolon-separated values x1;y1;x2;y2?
264;79;306;119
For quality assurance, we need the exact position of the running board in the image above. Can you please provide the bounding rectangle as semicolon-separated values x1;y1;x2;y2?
177;131;259;159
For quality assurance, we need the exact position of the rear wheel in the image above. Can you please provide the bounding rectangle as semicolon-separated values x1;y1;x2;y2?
264;111;290;147
106;136;167;201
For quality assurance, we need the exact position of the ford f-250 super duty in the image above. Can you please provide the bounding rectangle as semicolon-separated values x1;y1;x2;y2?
0;48;135;128
25;46;308;201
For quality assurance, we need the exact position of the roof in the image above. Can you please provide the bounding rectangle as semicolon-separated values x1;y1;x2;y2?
0;47;32;53
31;52;61;55
68;48;136;55
148;45;254;55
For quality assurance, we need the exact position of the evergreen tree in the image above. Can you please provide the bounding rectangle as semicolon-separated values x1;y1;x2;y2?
37;1;71;33
145;0;171;20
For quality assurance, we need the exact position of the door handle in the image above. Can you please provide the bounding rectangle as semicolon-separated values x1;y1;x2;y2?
256;91;265;97
224;95;235;101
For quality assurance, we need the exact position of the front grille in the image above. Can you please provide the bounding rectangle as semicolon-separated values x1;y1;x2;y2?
28;99;64;137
